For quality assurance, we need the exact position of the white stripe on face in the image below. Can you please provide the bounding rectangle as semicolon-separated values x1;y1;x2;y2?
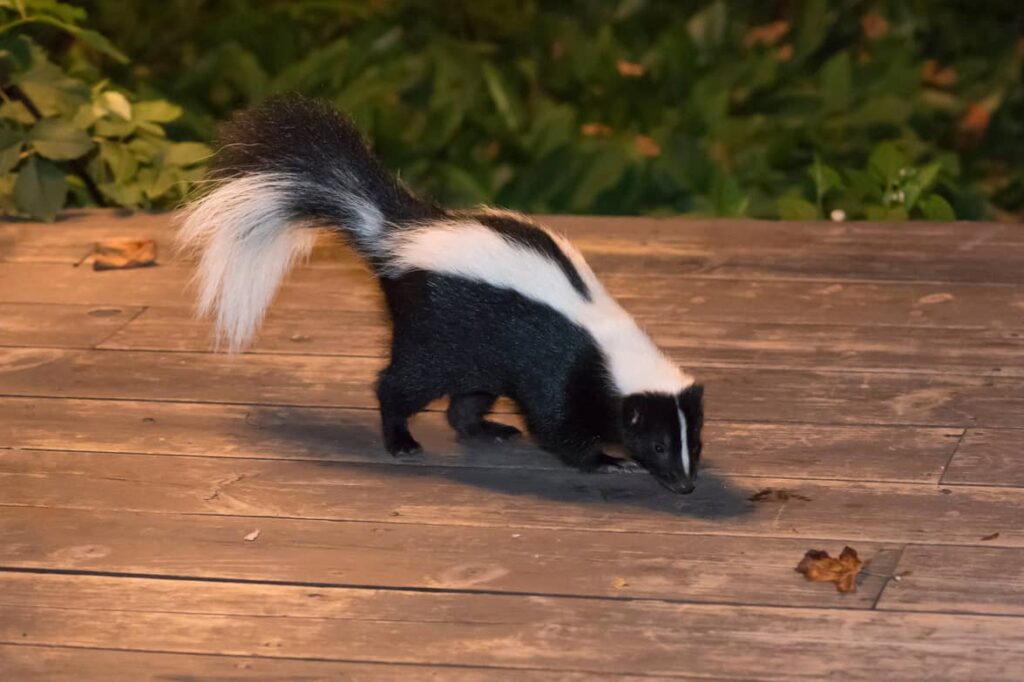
678;406;690;477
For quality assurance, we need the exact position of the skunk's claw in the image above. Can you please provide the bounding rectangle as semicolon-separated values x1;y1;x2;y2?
385;430;422;457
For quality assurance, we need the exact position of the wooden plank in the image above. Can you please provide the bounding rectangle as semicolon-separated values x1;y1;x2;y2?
103;306;391;356
570;224;1024;285
9;211;1024;284
1;348;1021;427
0;211;173;264
3;260;1024;330
0;303;142;348
0;397;959;482
1;450;1020;546
0;506;897;609
878;545;1024;616
0;645;657;682
99;306;1024;377
3;573;1022;680
942;429;1024;487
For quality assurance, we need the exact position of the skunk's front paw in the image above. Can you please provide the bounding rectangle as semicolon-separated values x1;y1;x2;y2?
462;420;522;443
385;430;422;456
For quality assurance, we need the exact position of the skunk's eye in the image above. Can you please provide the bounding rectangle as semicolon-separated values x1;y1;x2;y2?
653;444;666;455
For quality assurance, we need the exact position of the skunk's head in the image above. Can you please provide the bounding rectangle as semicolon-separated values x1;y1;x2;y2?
620;384;704;495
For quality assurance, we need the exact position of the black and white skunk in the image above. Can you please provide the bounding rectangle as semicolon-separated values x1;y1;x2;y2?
179;96;704;494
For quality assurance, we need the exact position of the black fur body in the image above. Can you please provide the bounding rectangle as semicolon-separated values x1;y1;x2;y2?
184;95;705;494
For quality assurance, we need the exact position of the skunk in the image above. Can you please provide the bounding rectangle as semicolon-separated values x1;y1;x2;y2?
179;95;704;494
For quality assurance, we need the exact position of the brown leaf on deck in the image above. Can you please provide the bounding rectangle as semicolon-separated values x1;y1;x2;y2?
980;532;1000;541
243;529;261;542
92;239;158;271
612;577;629;589
748;488;811;502
795;546;863;593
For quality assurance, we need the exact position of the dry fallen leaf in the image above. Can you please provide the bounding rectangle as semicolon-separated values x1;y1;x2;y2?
243;529;261;542
743;20;790;49
749;488;811;503
634;135;661;157
92;239;158;271
796;546;863;593
616;60;645;78
612;577;629;589
980;532;1000;542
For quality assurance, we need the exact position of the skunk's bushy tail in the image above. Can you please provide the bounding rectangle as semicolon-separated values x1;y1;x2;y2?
178;95;438;350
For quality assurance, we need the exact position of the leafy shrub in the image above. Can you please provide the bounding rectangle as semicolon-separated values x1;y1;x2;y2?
5;1;1024;220
0;0;209;220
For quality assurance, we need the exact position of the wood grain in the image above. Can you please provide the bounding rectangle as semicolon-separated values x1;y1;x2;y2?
0;645;667;682
3;260;1023;330
4;211;1024;678
2;573;1022;680
0;397;960;482
0;303;142;348
942;429;1024;487
1;450;1020;547
100;305;1024;377
0;506;898;608
878;545;1024;616
1;347;1021;427
8;211;1024;285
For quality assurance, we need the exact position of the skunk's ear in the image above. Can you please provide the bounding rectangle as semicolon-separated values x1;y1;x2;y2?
622;395;643;428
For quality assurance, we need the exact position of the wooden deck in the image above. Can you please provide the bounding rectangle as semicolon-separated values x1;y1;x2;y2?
1;210;1023;680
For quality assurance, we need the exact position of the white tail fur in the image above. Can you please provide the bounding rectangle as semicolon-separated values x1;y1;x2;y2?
177;174;318;351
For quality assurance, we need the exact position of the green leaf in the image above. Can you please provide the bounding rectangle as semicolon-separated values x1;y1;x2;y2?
100;91;132;120
99;140;137;183
0;100;35;125
687;0;727;52
569;147;628;212
865;204;909;221
843;167;882;200
93;117;136;137
918;194;955;221
162;141;212;167
21;0;86;24
481;62;519;131
810;155;841;198
0;33;33;71
0;125;23;173
28;118;94;160
868;142;906;185
795;0;828;59
132;100;182;123
24;16;129;63
710;170;748;217
16;61;90;117
144;166;179;199
13;155;67;221
777;196;819;220
916;162;942;191
820;52;851;111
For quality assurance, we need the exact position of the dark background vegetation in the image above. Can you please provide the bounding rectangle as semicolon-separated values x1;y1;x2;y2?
2;0;1023;221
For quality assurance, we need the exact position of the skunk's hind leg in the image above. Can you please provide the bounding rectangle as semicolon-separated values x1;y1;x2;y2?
376;365;434;456
447;392;521;442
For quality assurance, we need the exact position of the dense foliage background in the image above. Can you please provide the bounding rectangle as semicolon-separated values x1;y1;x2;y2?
2;0;1023;221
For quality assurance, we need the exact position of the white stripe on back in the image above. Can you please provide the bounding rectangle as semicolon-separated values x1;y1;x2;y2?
678;406;690;477
384;216;693;396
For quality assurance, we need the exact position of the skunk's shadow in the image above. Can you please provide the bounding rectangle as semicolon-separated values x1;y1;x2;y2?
252;406;752;521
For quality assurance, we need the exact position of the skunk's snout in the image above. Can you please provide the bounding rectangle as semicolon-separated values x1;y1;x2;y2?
656;475;696;495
